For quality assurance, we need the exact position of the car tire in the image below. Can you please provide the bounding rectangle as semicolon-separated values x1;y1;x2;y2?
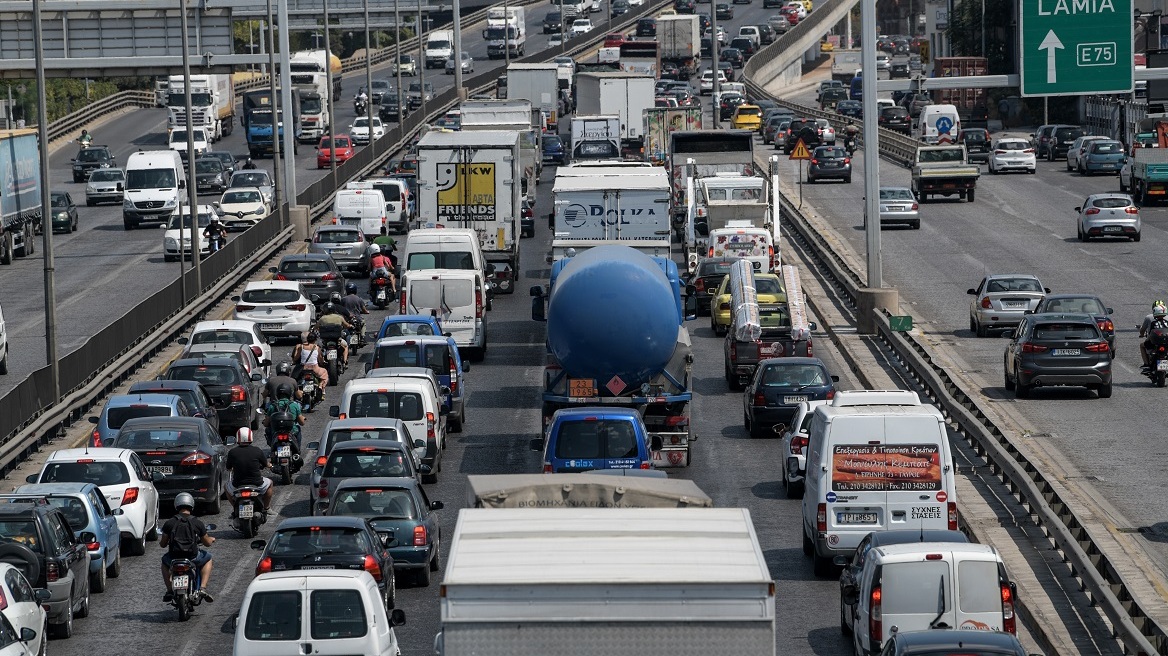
967;189;975;202
91;557;108;593
87;199;96;207
975;321;987;338
911;220;920;229
1078;225;1085;242
1015;381;1029;399
1134;232;1141;242
1029;168;1036;174
1004;366;1015;391
415;563;432;587
146;516;158;541
0;354;7;375
841;602;853;636
1097;382;1113;398
50;601;72;639
802;528;814;557
75;583;90;618
203;478;223;515
107;547;121;578
124;530;146;556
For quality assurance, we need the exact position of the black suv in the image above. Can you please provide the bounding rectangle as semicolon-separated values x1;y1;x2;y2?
878;106;911;134
379;94;408;123
71;146;116;183
636;17;657;37
674;0;696;12
784;118;821;153
543;10;562;33
163;357;264;435
1048;124;1085;161
0;500;92;638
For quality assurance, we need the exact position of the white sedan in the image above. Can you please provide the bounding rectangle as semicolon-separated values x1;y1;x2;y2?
699;69;727;94
232;280;316;342
349;116;386;145
988;138;1037;174
215;187;269;230
181;319;272;373
163;204;214;262
570;18;594;37
0;564;47;656
28;448;161;557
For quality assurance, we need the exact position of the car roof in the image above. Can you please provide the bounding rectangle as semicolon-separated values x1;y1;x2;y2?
892;629;1023;651
328;439;410;453
46;447;133;462
365;367;440;381
281;253;332;262
868;529;969;547
222;186;262;194
15;482;101;496
128;379;204;394
1087;193;1132;200
759;356;825;367
374;335;452;347
875;541;999;560
554;407;641;420
325;418;407;431
1041;293;1103;302
170;357;245;369
275;516;369;530
243;280;303;291
333;476;420;492
1027;312;1096;322
985;273;1040;280
104;393;184;408
193;320;259;333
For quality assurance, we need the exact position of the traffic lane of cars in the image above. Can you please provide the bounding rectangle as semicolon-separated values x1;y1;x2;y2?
0;6;565;394
772;95;1168;570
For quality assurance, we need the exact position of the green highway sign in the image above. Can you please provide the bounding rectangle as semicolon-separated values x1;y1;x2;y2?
1020;0;1133;96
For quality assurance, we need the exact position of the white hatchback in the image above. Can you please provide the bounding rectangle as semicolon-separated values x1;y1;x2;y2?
570;18;594;37
350;116;386;145
27;448;161;557
699;69;727;94
232;281;316;343
162;204;214;262
0;563;48;656
215;187;269;230
988;138;1037;174
779;400;827;498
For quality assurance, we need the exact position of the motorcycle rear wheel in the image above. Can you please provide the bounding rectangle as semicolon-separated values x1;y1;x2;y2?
280;466;292;486
177;595;191;622
1157;371;1166;388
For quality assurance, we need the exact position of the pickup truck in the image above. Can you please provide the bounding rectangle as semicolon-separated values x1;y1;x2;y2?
911;144;980;203
1120;147;1168;203
724;304;814;390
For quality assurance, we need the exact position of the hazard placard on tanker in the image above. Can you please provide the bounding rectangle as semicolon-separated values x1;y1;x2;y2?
435;162;497;223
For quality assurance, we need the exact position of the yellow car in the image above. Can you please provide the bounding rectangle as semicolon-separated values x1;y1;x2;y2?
820;41;834;52
800;0;812;11
711;273;786;335
730;104;763;131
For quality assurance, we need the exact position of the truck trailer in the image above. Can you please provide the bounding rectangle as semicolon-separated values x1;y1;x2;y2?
166;74;235;142
435;507;776;656
643;106;703;165
458;99;543;203
657;14;700;79
669;129;756;231
507;63;562;130
0;129;40;265
551;164;671;260
575;72;655;157
484;7;526;59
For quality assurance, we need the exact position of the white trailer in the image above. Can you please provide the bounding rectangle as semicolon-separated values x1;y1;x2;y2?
574;72;655;148
484;7;526;59
506;63;561;130
166;74;235;141
416;129;522;293
459;99;543;202
435;507;776;656
551;164;671;260
569;114;621;161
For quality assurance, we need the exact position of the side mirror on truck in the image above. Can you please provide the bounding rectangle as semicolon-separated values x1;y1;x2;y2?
530;286;546;322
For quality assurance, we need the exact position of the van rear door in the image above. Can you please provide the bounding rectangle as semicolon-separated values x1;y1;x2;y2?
883;414;949;532
304;576;382;655
954;558;1009;631
238;578;307;654
878;558;955;640
406;275;477;347
825;416;888;542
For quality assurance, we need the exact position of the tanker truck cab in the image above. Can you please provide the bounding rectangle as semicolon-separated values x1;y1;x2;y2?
531;407;661;473
123;150;186;229
843;543;1017;656
802;390;957;577
399;269;488;362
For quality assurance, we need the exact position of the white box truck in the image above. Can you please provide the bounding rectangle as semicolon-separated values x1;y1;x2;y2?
570;114;621;161
506;63;561;130
416;129;522;293
166;74;235;142
459;99;543;202
484;6;526;59
425;29;455;68
551;164;672;260
435;507;777;656
657;15;701;78
575;72;655;154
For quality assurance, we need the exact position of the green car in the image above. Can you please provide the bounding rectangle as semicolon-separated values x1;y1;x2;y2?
50;191;78;234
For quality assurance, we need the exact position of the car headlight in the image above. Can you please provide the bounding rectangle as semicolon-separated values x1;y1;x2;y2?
123;199;134;210
163;198;177;208
165;237;177;248
100;162;111;168
254;207;265;215
72;164;83;170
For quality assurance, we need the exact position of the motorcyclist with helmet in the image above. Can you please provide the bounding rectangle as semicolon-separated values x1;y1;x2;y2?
342;282;370;329
262;384;305;467
317;301;354;368
241;157;257;170
1139;301;1168;371
160;493;215;603
369;244;397;297
844;120;860;153
263;362;302;404
226;427;274;511
203;215;228;251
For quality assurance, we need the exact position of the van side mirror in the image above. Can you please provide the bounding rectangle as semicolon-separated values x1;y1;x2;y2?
650;435;663;451
683;294;698;321
19;627;35;643
88;416;99;424
306;441;320;450
24;474;36;484
413;439;426;448
529;437;545;451
329;405;340;417
389;609;406;627
841;584;859;606
418;464;433;474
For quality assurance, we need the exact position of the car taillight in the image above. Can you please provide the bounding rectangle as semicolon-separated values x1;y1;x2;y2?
236;304;256;312
1097;319;1114;332
980;296;992;309
363;554;382;581
122;487;139;505
1126;207;1140;214
274;274;288;281
708;247;714;257
994;149;1006;154
1021;342;1049;353
318;479;329;498
1024;148;1035;153
256;556;272;576
791;435;808;454
413;525;427;546
948;502;958;530
806;336;813;357
231;385;247;402
1084;208;1101;215
826;388;834;400
321;273;338;281
869;585;882;646
816;503;827;532
399;289;407;314
0;587;7;611
286;303;306;311
911;203;919;210
843;158;851;165
46;563;59;584
1001;583;1016;634
181;451;212;466
543;463;553;473
449;358;459;394
1085;342;1110;353
809;159;819;165
426;412;436;439
694;278;705;292
475;287;483;319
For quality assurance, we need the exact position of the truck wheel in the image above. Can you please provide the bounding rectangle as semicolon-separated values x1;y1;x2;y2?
967;189;975;202
0;232;12;265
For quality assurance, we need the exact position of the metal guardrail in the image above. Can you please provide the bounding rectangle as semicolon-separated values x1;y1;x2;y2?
45;90;156;142
769;121;1166;656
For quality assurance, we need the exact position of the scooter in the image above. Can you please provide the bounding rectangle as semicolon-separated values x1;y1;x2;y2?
354;97;368;115
296;368;324;412
231;486;266;538
267;409;302;485
370;272;393;309
844;134;858;156
319;329;347;384
1141;328;1168;387
205;229;226;253
164;523;215;621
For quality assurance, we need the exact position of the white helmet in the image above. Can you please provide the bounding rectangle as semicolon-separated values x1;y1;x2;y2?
369;244;381;255
236;427;254;445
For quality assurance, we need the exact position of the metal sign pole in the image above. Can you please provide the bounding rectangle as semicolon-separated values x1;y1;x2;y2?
277;0;298;201
364;0;375;155
324;6;337;186
710;5;720;127
395;0;405;125
32;0;59;401
181;0;201;294
861;0;881;288
454;0;466;92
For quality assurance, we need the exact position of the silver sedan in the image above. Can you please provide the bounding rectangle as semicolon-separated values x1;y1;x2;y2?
877;187;919;229
1076;193;1141;242
967;274;1050;337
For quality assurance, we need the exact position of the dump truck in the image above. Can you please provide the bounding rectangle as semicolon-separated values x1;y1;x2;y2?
550;164;672;261
657;14;700;79
166;74;235;142
684;170;776;272
0;129;40;265
910;144;979;202
643;106;703;165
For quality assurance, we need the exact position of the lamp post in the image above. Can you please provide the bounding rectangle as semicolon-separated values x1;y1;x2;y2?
32;0;59;401
395;0;404;125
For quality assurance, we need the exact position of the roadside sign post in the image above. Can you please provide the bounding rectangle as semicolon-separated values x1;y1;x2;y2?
790;137;811;208
1020;0;1133;96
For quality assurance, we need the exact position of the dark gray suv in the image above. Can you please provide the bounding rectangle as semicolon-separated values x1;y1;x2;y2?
1003;312;1113;399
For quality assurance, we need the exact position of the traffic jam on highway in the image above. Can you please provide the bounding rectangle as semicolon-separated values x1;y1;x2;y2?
0;0;1160;653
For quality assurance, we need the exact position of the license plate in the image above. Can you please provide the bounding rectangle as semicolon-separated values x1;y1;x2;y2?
376;290;386;301
1158;361;1168;372
1104;226;1122;232
888;205;905;211
146;466;172;475
260;323;283;331
238;504;254;519
276;445;291;458
1052;348;1081;356
837;512;878;524
784;395;808;404
171;574;190;590
302;383;315;393
302;565;335;570
1002;301;1027;309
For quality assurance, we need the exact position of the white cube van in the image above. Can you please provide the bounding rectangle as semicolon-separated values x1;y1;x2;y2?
399;269;488;362
802;390;957;576
332;188;387;239
347;178;409;234
234;570;406;656
844;542;1017;655
122;149;186;229
708;224;775;273
401;228;490;278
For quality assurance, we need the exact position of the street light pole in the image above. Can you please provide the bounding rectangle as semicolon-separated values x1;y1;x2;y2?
180;0;201;296
710;5;720;127
861;0;881;288
364;0;375;155
454;0;466;94
396;0;405;125
266;0;283;217
324;6;337;186
32;0;58;401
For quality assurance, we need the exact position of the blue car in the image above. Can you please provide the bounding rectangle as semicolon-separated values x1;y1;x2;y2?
87;392;192;447
8;483;123;592
1081;139;1125;175
376;314;446;340
743;357;838;438
366;335;468;431
532;407;661;473
542;134;566;164
836;100;863;119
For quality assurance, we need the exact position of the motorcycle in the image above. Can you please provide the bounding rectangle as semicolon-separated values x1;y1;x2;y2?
319;328;347;385
370;271;393;309
296;368;324;412
164;523;215;621
844;134;858;156
205;229;226;253
1142;328;1168;386
268;409;302;485
231;486;266;538
354;97;368;115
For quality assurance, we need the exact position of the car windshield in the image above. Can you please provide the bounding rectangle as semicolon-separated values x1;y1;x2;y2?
89;170;123;182
279;260;331;273
738;107;760;116
221;190;262;204
963;131;988;143
349;392;425;421
77;149;107;162
267;526;370;556
1090;197;1132;209
1055;127;1083;140
331;488;417;519
166;364;240;386
371;80;390;91
353;118;371;128
126;168;177;191
320;137;350;149
105;405;172;429
700;261;735;276
998;140;1028;150
0;521;42;552
986;278;1042;293
191;329;251;346
232;173;269;187
326;428;402;450
1091;142;1123;153
241;288;301;303
879;188;914;201
316;230;361;244
50;194;69;208
323;450;409;478
40;461;130;486
761;363;828;386
166;213;213;229
1033;322;1099;340
380;321;436;337
110;428;202;449
554;419;640;460
195;160;223;173
817;147;846;158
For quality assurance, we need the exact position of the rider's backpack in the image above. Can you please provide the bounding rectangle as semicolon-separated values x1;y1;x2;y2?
170;515;200;558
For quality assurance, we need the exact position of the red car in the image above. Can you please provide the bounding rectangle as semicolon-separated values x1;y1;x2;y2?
781;7;800;25
604;32;628;48
316;134;354;169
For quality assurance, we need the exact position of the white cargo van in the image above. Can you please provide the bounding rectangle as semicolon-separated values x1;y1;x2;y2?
332;188;387;239
401;228;490;280
399;269;488;362
708;222;775;273
347;178;409;233
913;104;961;145
122;150;186;229
845;543;1017;655
801;390;957;576
233;570;406;656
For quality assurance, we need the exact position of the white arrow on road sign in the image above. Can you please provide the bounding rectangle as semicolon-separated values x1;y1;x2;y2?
1039;30;1065;84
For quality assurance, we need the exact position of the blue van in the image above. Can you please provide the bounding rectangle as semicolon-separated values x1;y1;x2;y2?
531;408;662;473
850;73;863;101
366;335;468;432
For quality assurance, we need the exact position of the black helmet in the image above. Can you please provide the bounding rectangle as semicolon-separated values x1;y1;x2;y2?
325;302;336;313
345;282;358;294
276;383;294;399
276;362;291;376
